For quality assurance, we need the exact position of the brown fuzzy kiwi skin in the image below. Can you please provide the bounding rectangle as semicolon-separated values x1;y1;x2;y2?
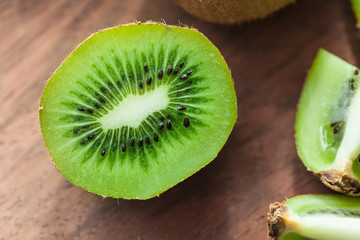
316;170;360;196
172;0;295;25
267;200;289;240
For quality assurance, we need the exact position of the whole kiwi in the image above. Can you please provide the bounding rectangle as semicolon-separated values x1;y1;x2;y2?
173;0;295;25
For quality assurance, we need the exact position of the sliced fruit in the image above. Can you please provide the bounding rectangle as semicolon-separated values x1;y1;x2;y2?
39;22;237;199
296;49;360;195
268;194;360;240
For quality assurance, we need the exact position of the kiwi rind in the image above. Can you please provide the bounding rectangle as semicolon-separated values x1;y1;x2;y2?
295;49;360;196
39;22;237;199
172;0;295;25
268;194;360;240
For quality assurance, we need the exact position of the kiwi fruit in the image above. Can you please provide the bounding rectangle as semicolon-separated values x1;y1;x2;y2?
268;194;360;240
351;0;360;28
172;0;295;25
296;49;360;196
39;22;237;199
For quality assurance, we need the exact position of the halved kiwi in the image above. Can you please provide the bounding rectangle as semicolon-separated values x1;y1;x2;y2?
39;22;237;199
268;194;360;240
296;49;360;195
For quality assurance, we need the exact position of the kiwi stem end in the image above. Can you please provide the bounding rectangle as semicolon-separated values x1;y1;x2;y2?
317;170;360;196
267;201;289;239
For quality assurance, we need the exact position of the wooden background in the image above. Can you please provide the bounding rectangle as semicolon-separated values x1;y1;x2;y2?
1;0;358;239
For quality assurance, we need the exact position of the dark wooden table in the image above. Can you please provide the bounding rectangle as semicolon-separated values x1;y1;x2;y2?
1;0;358;239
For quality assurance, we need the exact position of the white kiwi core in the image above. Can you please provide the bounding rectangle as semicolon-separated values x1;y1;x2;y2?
332;89;360;173
99;85;169;130
286;214;360;240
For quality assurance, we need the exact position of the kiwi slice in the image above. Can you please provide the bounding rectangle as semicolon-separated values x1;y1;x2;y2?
39;22;237;199
268;194;360;240
296;49;360;195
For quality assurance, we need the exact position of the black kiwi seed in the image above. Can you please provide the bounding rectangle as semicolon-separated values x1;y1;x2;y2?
117;81;122;88
101;148;106;156
158;122;165;130
73;129;80;134
333;126;340;134
350;211;359;216
167;67;173;75
350;79;355;83
173;68;179;75
167;120;172;130
355;70;359;75
139;81;144;89
87;133;95;140
77;106;85;111
100;87;107;93
144;65;149;73
184;118;190;128
180;74;188;80
146;77;152;86
86;109;94;114
179;62;184;68
94;103;101;109
159;116;165;121
130;138;135;147
122;144;126;152
350;84;355;90
145;136;150;145
80;140;86;145
158;70;163;80
177;106;186;111
153;133;159;142
319;209;327;214
330;122;337;127
186;71;192;76
99;98;106;103
138;138;143;147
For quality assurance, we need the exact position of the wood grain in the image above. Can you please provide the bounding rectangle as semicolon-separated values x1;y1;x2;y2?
0;0;358;239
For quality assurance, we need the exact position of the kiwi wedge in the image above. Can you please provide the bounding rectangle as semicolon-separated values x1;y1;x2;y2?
268;194;360;240
296;49;360;195
39;22;237;199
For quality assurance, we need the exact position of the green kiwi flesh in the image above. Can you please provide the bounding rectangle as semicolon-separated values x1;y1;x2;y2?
351;0;360;28
268;194;360;240
296;49;360;195
39;23;237;199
